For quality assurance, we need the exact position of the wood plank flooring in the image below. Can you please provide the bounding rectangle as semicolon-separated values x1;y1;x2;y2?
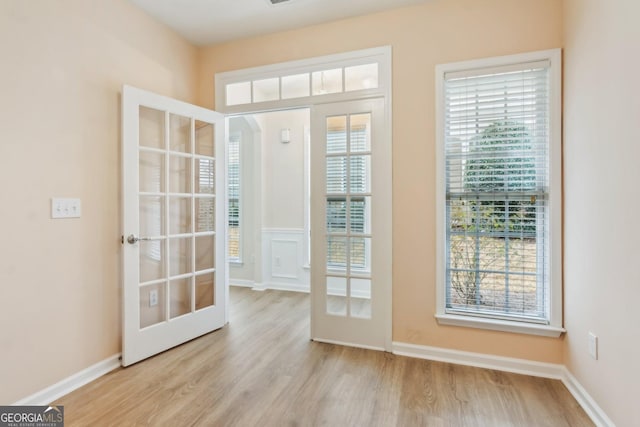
55;287;593;426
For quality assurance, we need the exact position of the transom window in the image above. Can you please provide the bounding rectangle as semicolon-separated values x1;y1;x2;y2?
225;63;379;107
435;49;563;337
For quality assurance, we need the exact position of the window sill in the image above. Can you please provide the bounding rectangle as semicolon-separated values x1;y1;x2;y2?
229;260;244;267
435;313;565;338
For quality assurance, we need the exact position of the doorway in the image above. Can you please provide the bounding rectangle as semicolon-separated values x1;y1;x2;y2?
217;46;392;351
227;109;311;293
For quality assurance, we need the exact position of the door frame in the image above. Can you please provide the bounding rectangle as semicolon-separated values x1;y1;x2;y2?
214;47;393;351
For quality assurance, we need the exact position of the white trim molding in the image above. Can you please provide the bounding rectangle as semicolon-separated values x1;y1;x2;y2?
561;368;616;427
13;354;121;406
435;313;565;338
229;279;256;288
392;342;614;427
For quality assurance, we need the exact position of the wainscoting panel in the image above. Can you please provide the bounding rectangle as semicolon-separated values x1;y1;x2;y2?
260;228;309;292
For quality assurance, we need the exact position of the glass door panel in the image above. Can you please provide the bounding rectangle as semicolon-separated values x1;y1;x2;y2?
311;98;390;351
122;85;226;366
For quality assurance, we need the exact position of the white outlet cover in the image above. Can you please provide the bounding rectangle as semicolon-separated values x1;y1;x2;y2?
588;332;598;360
149;289;159;307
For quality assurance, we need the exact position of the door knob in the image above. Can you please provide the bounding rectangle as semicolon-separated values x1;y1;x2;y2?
126;234;152;244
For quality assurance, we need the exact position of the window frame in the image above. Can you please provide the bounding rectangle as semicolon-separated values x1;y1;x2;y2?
435;49;564;338
227;130;242;264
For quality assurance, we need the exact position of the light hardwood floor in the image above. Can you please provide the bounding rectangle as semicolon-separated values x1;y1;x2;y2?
56;287;593;426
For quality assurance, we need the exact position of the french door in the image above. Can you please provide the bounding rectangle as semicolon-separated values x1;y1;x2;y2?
121;85;227;366
311;98;392;351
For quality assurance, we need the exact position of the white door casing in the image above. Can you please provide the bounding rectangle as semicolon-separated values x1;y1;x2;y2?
121;85;227;366
311;98;392;351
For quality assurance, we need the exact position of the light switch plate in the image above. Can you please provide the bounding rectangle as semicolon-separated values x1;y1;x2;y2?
588;332;598;360
51;198;82;219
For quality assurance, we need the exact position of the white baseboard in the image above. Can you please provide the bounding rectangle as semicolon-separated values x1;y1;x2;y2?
392;341;564;378
264;281;309;293
560;368;615;427
392;342;613;427
13;354;121;406
229;279;256;288
230;279;310;294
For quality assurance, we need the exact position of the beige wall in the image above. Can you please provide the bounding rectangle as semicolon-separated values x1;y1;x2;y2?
0;0;198;404
258;110;308;229
199;0;564;363
563;0;640;425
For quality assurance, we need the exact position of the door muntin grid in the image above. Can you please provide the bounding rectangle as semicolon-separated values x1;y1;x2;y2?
325;113;372;319
138;107;216;329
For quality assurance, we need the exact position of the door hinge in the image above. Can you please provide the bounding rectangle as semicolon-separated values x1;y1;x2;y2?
121;235;124;244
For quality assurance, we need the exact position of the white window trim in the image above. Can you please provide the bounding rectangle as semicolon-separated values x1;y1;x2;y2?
228;130;243;264
434;48;564;338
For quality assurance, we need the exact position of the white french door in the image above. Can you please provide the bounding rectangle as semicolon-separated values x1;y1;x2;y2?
121;85;227;366
311;98;392;351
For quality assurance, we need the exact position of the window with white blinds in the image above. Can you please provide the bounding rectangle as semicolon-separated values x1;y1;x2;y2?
228;133;241;262
436;50;562;333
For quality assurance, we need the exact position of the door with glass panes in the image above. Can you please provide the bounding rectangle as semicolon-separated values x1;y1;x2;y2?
311;98;391;350
121;85;226;366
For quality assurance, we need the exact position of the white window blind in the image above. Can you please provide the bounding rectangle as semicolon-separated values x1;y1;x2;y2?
228;134;241;262
444;61;551;322
326;123;370;270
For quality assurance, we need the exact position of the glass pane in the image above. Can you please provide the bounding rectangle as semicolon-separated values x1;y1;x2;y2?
282;73;310;99
327;236;347;269
350;197;371;234
195;158;215;194
350;237;371;273
326;198;347;233
169;237;192;276
326;156;347;193
312;69;342;95
195;273;215;310
349;155;371;194
140;240;164;283
350;114;371;152
139;151;164;193
140;196;164;238
169;197;191;235
345;63;379;91
253;78;279;102
169;156;191;194
326;116;347;153
139;106;164;149
170;114;191;153
170;278;191;319
195;235;215;272
195;121;214;157
195;197;215;232
326;276;347;316
226;81;251;106
350;278;371;319
140;283;165;329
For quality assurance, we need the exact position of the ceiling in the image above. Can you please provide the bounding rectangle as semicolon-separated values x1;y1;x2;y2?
128;0;430;46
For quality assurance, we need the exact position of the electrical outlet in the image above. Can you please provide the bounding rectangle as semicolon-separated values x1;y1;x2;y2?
588;332;598;360
149;290;158;307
